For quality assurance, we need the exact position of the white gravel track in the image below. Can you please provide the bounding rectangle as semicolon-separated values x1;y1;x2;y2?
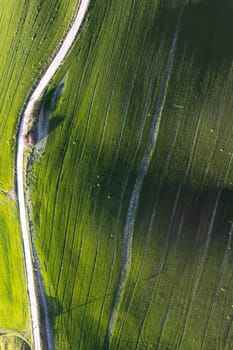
16;1;90;349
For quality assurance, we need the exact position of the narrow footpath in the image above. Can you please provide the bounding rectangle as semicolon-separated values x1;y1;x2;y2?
16;1;90;349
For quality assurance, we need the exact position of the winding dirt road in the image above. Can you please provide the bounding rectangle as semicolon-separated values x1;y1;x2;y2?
16;1;90;349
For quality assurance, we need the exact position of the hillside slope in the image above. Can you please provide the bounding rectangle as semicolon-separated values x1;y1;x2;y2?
30;0;233;349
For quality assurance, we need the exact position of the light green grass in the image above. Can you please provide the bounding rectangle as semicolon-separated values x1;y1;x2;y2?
0;0;79;190
0;333;30;350
30;0;233;349
0;193;29;334
0;0;80;344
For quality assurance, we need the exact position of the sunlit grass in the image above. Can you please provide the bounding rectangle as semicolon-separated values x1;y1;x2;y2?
0;193;29;333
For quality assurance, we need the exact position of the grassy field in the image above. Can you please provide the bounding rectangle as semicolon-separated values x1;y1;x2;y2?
0;0;79;190
0;193;29;336
0;0;80;346
0;333;30;350
29;0;233;348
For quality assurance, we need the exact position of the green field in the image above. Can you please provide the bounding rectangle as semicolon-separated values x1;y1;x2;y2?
30;0;233;349
0;0;233;349
0;193;28;332
0;0;78;347
0;0;79;189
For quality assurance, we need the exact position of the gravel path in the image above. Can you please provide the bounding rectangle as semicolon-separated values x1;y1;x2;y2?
16;1;90;349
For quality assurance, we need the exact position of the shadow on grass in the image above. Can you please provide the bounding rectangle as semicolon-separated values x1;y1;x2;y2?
49;116;65;134
118;0;233;118
35;80;66;144
49;292;115;318
155;0;233;72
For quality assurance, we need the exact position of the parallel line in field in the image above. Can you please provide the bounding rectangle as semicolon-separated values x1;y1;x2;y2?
111;28;170;350
133;117;184;348
136;90;218;345
222;268;233;350
16;1;90;348
52;1;129;338
115;35;169;350
82;2;140;341
91;2;129;173
78;208;105;347
136;186;181;349
200;224;233;349
104;1;186;347
53;74;100;293
46;69;86;271
116;93;182;348
75;9;130;334
0;0;77;143
50;1;115;274
177;155;232;349
75;0;159;342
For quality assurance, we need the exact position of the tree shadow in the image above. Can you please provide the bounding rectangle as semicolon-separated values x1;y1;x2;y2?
118;0;233;115
44;81;66;112
138;175;233;247
35;79;66;144
152;0;233;71
46;295;64;317
179;0;233;69
49;116;65;134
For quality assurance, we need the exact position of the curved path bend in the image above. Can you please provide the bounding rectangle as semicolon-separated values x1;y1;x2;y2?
16;1;90;349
